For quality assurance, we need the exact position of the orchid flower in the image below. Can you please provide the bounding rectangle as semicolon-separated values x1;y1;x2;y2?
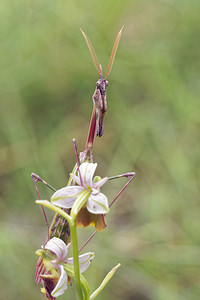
36;237;94;299
51;162;109;231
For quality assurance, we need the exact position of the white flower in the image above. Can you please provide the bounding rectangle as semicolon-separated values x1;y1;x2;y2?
51;162;109;215
39;237;94;298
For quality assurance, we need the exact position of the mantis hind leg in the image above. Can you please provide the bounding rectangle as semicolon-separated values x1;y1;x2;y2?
79;171;135;252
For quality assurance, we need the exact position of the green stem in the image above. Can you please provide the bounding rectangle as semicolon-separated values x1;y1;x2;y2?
71;220;83;300
80;274;90;300
69;190;91;299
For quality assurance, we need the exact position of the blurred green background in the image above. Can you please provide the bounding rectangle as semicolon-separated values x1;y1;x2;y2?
0;0;200;299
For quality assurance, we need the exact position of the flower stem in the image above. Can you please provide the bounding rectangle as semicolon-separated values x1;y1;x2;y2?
71;220;83;300
70;190;91;300
80;274;90;300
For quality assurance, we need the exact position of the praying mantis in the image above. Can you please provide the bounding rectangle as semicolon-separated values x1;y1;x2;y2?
81;27;123;159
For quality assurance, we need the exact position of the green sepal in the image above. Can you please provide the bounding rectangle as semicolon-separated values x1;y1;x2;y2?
35;249;53;261
89;263;121;300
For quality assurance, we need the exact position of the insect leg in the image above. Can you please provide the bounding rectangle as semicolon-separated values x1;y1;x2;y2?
92;88;103;137
108;172;135;208
78;171;135;252
96;109;104;137
31;173;56;236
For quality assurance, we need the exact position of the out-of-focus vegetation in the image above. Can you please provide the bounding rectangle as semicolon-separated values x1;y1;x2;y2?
0;0;200;299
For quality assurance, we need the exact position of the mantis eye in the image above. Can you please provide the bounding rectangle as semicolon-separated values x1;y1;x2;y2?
105;81;108;87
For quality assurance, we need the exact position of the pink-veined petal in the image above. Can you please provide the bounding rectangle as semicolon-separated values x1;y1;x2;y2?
66;252;95;273
51;265;68;297
80;162;97;187
87;189;109;214
70;173;81;186
44;238;71;261
92;177;108;189
51;186;84;208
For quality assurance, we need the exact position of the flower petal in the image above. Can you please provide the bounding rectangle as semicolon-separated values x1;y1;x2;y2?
87;189;109;214
66;252;95;273
44;238;70;261
70;173;81;186
80;162;97;187
92;177;108;189
51;186;84;208
51;265;68;297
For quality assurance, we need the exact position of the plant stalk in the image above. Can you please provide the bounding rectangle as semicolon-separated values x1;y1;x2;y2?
70;189;90;300
71;220;83;300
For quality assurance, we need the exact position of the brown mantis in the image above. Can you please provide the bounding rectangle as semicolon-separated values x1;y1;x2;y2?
81;27;123;139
